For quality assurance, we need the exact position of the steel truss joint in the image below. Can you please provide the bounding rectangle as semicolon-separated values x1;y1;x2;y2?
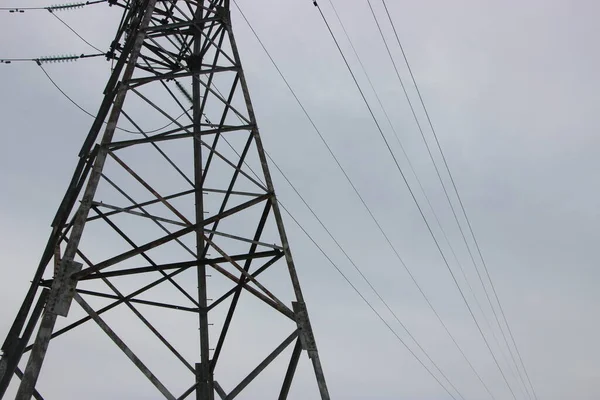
292;301;318;355
46;260;82;317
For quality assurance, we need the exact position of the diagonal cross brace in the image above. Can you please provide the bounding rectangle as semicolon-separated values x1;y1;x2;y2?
74;294;176;400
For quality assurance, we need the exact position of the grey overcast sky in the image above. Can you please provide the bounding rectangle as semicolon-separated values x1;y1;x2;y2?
1;0;600;399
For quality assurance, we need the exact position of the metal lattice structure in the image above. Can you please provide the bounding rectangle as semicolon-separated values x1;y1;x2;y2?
0;1;330;398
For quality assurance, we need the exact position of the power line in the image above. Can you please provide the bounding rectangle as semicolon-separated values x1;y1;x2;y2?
49;10;105;53
308;0;526;395
359;0;527;396
38;63;97;118
379;2;539;398
361;1;530;397
36;63;187;134
231;2;497;398
323;0;503;397
2;0;108;54
311;2;519;398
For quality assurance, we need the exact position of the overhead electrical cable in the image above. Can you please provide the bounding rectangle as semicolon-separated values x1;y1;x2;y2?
360;0;527;395
231;2;504;398
325;0;508;396
311;2;519;398
36;63;188;134
48;10;105;53
231;2;496;397
363;1;530;396
3;0;108;53
39;63;97;119
379;2;539;398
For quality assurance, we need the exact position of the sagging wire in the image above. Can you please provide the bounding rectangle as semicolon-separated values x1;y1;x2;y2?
30;61;190;135
3;0;110;54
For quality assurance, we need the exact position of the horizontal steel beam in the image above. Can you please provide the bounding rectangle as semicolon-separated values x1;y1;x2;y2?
76;250;280;281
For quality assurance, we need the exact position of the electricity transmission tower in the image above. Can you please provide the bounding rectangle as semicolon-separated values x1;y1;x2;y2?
0;0;330;398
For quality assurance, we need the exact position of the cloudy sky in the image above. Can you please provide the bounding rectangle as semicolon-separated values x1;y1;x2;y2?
1;0;599;399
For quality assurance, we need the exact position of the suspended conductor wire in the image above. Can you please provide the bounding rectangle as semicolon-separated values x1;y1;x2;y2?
48;10;105;53
312;2;519;398
231;1;491;398
315;3;518;398
324;0;500;397
37;63;187;134
362;1;530;397
216;132;460;400
2;0;108;53
38;63;97;118
379;1;539;398
347;0;519;395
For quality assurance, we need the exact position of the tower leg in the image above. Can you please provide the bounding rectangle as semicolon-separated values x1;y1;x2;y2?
194;3;213;399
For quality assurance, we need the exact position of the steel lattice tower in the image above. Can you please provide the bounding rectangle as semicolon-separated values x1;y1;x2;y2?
0;1;330;398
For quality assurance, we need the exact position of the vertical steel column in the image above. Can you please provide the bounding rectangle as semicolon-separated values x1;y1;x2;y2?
193;2;213;399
